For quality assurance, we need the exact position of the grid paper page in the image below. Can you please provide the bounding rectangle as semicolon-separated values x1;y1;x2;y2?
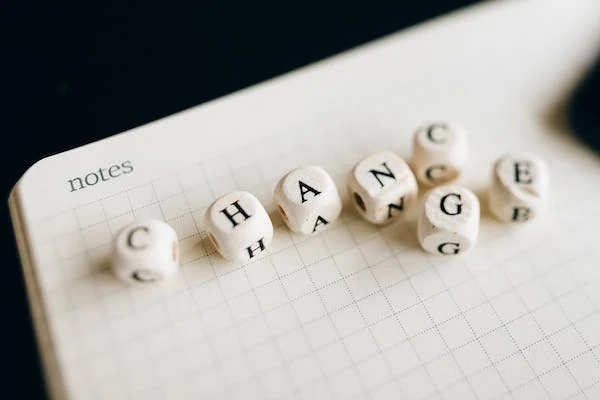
27;120;600;400
14;1;600;399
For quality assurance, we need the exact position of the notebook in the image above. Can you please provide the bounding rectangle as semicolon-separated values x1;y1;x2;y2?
9;1;600;399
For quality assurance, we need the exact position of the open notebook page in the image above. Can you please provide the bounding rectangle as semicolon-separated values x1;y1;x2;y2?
9;0;600;399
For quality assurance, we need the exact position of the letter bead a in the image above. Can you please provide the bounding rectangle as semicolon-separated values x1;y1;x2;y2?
418;185;479;255
274;166;342;235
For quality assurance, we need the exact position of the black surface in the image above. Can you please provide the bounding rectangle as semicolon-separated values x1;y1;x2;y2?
569;57;600;152
5;2;481;398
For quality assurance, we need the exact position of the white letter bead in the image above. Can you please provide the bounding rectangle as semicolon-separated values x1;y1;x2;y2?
489;154;549;222
112;219;179;284
205;191;273;262
418;185;479;255
348;151;418;225
274;166;342;235
411;122;468;186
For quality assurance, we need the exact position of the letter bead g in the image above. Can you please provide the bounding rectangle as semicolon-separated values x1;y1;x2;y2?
418;185;480;255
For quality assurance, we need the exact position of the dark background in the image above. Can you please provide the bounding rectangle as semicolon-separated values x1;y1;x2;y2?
6;1;597;398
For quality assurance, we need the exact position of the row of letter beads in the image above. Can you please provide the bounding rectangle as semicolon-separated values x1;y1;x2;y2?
111;123;549;283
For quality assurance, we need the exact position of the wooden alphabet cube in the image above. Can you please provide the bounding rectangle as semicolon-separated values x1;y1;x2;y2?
418;185;479;255
411;122;468;186
112;219;179;284
488;154;549;222
274;165;342;235
205;191;273;262
348;151;418;225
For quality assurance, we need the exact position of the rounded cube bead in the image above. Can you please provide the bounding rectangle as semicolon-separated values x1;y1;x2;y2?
112;219;179;284
488;153;549;222
411;122;468;187
205;191;273;262
418;185;479;255
274;165;342;235
348;151;418;225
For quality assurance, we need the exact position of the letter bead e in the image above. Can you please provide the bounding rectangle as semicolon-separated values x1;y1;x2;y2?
488;154;549;223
